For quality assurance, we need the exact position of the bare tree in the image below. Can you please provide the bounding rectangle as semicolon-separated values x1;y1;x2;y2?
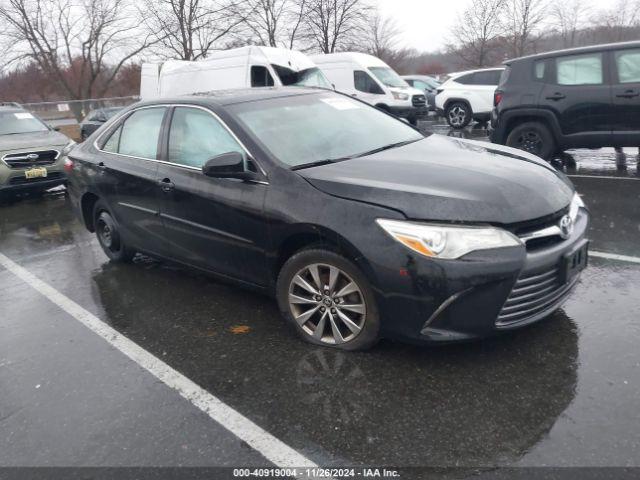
0;0;154;103
550;0;590;48
450;0;506;68
301;0;371;53
592;0;640;42
141;0;247;60
236;0;307;48
364;9;400;58
505;0;548;57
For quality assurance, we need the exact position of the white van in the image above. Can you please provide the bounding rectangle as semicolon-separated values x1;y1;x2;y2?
141;46;332;100
310;52;427;124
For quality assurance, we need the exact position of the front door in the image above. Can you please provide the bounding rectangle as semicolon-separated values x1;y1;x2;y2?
538;52;613;148
156;106;269;286
611;47;640;146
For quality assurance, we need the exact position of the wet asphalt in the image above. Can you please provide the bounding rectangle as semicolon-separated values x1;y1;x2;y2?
1;121;639;472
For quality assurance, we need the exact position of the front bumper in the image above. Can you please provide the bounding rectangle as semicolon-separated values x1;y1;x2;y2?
368;209;589;344
388;106;429;119
0;170;66;193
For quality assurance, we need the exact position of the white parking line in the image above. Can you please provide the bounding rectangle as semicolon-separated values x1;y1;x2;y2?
0;251;317;472
590;251;640;264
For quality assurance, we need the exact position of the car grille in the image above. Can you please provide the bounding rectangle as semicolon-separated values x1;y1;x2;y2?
412;95;426;107
496;265;576;326
8;172;64;185
508;208;568;251
3;150;59;169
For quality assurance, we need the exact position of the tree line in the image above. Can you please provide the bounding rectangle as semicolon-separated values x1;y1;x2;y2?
1;0;639;103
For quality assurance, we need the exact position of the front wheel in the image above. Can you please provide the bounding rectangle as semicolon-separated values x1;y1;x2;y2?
277;249;380;351
93;201;135;262
445;102;471;129
506;121;556;160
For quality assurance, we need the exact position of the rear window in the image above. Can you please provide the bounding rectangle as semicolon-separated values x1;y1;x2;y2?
473;70;502;85
498;66;511;87
455;73;475;85
615;49;640;83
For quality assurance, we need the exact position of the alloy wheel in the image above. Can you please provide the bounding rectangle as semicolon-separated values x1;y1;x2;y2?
516;130;543;154
448;106;467;127
288;263;366;345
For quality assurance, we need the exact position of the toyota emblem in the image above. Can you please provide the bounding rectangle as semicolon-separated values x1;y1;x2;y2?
559;214;573;239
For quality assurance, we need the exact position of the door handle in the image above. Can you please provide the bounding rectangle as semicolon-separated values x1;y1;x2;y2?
546;93;566;101
616;90;639;98
158;178;175;193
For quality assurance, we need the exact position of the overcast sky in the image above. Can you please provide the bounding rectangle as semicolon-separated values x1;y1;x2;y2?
376;0;619;53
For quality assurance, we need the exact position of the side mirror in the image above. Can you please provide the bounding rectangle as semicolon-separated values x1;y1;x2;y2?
202;151;255;181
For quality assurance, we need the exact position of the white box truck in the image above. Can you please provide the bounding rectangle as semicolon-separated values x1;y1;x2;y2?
141;46;332;100
310;52;428;124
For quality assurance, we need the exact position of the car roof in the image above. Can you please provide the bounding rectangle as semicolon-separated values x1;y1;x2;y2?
505;40;640;64
137;87;326;108
448;67;505;78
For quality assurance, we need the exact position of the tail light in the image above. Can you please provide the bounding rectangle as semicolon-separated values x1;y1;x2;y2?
494;90;503;107
63;158;74;172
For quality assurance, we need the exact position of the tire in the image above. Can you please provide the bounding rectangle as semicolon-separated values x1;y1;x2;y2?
93;200;135;262
445;102;471;129
506;121;556;160
276;249;380;351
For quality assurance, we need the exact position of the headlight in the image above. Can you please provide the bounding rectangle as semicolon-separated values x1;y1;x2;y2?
392;91;409;100
61;139;76;157
376;219;522;259
569;192;584;221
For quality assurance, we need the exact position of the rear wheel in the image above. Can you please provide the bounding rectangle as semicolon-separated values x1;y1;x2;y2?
277;249;380;351
445;102;471;129
93;201;135;262
506;121;556;160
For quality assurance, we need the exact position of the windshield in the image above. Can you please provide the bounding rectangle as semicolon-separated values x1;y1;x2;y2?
231;93;424;168
272;65;332;89
0;111;49;135
369;67;408;88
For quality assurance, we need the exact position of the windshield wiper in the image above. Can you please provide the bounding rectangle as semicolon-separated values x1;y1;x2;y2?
352;138;422;158
291;158;344;171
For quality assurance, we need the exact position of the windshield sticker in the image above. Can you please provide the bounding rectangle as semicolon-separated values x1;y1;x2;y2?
14;112;34;120
321;98;360;110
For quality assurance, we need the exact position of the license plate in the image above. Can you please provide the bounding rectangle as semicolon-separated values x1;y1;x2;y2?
561;240;589;284
25;167;47;179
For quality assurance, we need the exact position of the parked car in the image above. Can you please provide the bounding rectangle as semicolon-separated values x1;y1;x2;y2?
141;46;332;100
402;75;440;111
435;67;504;129
0;104;73;199
491;41;640;160
66;88;589;350
311;52;428;125
80;107;123;140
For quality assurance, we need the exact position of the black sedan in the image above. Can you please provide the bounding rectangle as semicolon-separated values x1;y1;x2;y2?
79;107;123;140
65;88;589;350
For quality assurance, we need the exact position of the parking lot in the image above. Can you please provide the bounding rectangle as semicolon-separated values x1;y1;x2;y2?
1;120;639;476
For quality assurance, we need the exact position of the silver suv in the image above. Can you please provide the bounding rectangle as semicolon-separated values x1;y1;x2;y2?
0;104;73;198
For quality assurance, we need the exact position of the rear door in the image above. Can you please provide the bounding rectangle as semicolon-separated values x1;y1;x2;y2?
156;105;269;285
469;70;503;114
97;106;169;256
538;52;613;148
611;47;640;145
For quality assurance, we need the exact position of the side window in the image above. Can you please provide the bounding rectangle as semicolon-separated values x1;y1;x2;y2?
168;107;244;168
455;73;475;85
102;124;122;153
472;71;498;85
354;70;383;94
534;61;546;80
556;53;603;85
615;49;640;83
118;107;166;159
251;66;275;87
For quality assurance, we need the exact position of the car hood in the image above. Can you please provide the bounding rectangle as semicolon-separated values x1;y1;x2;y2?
0;130;70;153
298;135;574;225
